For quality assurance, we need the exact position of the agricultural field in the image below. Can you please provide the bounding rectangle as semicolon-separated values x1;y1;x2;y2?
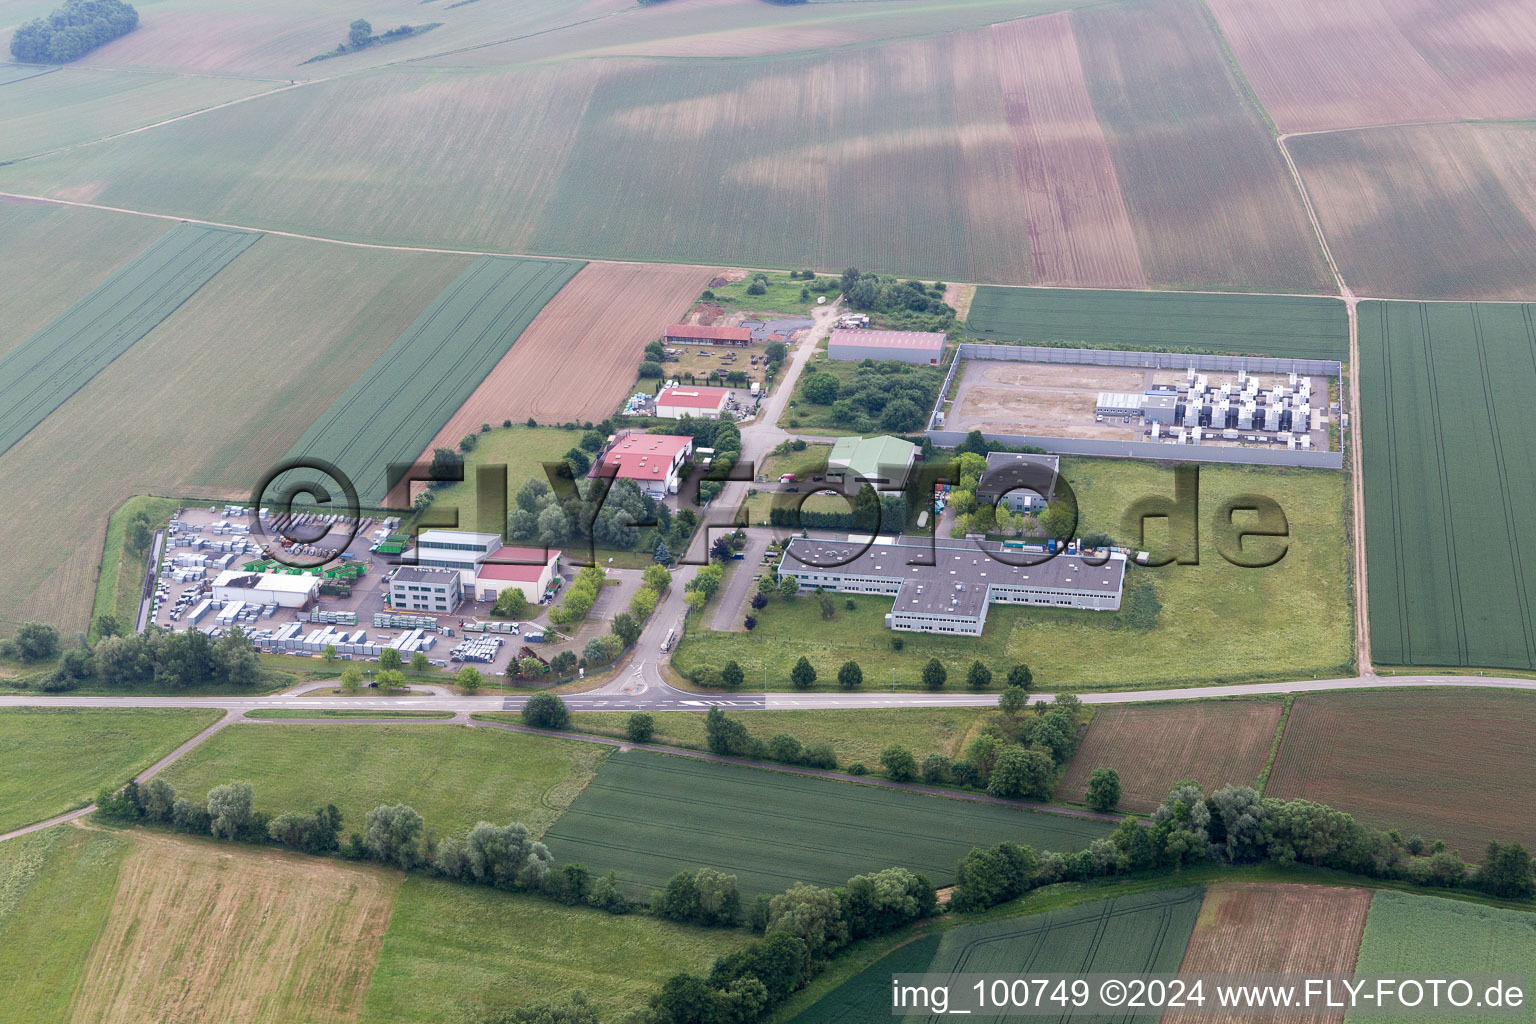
989;14;1145;289
1358;301;1536;666
1168;883;1370;1024
70;832;400;1024
0;827;129;1022
0;707;221;834
0;66;273;162
282;254;580;505
563;707;993;769
0;223;258;458
1206;0;1536;133
1053;701;1283;812
0;229;469;634
1348;891;1536;1024
420;260;710;448
361;876;746;1024
541;750;1110;896
1292;124;1536;300
1071;0;1333;294
678;459;1353;689
1265;690;1536;858
965;287;1348;359
155;723;609;838
0;198;166;359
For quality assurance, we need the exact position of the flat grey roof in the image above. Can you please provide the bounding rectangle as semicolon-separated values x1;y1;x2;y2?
978;452;1060;500
392;566;462;584
782;536;1125;613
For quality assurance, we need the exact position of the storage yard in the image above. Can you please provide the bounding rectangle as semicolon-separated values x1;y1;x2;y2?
948;358;1335;451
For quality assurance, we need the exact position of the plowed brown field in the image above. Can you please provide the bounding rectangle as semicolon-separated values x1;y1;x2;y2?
1055;701;1282;812
1208;0;1536;132
423;261;712;448
68;832;400;1024
1166;883;1370;1024
1266;690;1536;859
990;15;1146;288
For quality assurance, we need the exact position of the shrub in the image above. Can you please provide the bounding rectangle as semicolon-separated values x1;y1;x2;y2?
847;762;867;776
880;746;917;783
626;712;655;744
522;692;571;730
920;754;951;784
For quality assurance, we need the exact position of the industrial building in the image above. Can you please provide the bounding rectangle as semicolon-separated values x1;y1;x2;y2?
389;566;463;614
474;547;563;603
977;452;1059;513
828;328;946;365
778;535;1126;635
590;431;694;499
665;324;753;346
211;570;318;609
826;435;918;492
1096;392;1144;418
405;530;504;586
656;385;731;420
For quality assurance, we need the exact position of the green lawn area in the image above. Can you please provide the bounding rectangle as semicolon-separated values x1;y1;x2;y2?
0;827;128;1022
678;459;1353;689
563;707;992;768
155;723;609;838
780;356;863;433
243;709;456;720
417;424;580;535
702;271;838;315
361;875;745;1024
1349;891;1536;1024
89;494;181;636
542;750;1110;896
0;708;222;833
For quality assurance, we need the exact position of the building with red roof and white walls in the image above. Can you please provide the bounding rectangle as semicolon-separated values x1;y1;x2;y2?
656;385;731;420
473;547;562;604
590;431;694;499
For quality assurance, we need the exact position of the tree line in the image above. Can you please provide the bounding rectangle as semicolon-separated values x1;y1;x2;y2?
4;620;260;692
9;0;137;64
796;359;942;435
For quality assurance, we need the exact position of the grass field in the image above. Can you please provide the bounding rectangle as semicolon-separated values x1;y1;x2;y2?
156;723;609;838
281;255;581;504
0;223;257;458
1265;690;1536;858
1358;301;1536;668
541;750;1110;896
701;271;838;315
561;707;993;769
1348;891;1536;1024
361;875;746;1024
1054;701;1283;812
1292;125;1536;299
0;65;273;161
88;494;180;632
69;832;399;1024
243;709;455;720
966;287;1348;359
679;459;1353;690
0;827;129;1022
0;228;470;634
0;708;221;833
1168;883;1370;1024
412;424;579;532
0;198;165;359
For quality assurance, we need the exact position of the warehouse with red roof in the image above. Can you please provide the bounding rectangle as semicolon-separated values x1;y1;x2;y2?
828;328;946;365
656;385;731;420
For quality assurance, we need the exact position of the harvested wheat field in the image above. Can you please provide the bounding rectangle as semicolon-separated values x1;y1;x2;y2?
1265;690;1536;858
990;14;1145;288
1291;122;1536;299
1166;883;1370;1024
423;261;712;444
1207;0;1536;133
1055;702;1282;812
69;833;400;1024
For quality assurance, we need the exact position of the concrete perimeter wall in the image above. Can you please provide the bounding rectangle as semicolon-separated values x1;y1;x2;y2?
950;343;1341;377
925;430;1344;469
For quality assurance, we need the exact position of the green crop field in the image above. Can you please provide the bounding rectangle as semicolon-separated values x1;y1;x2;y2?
966;288;1348;359
0;64;58;86
280;255;581;504
0;707;221;834
155;723;609;838
792;889;1203;1024
0;223;257;458
1349;891;1536;1024
0;827;129;1022
361;875;747;1024
541;750;1110;897
679;459;1353;690
1359;301;1536;669
564;707;992;770
0;66;272;162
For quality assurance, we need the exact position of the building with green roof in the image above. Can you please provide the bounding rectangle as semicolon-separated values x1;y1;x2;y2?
826;435;917;493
